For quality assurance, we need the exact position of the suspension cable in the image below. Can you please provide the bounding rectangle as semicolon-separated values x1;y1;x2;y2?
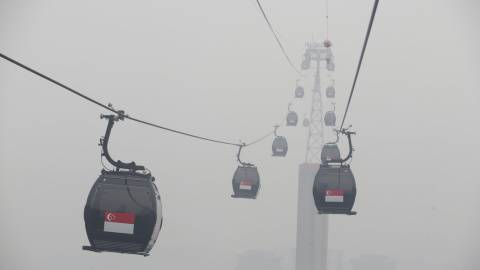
339;0;379;130
255;0;304;77
0;52;279;147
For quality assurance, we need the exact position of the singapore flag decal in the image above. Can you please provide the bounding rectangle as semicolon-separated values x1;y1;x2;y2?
240;181;252;190
276;147;284;152
325;190;343;202
104;212;135;234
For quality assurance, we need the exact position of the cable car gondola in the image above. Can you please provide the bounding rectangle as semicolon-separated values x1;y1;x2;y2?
83;113;162;256
295;86;304;98
272;125;288;157
286;112;298;126
327;61;335;71
286;104;298;126
232;145;260;199
313;129;357;215
303;118;310;127
324;111;336;126
326;86;335;98
320;143;341;164
301;52;311;70
295;80;304;98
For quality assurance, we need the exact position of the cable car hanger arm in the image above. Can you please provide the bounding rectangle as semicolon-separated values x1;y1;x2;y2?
100;113;145;171
339;128;356;164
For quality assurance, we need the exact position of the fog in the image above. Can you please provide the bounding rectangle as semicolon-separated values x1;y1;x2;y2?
1;1;479;270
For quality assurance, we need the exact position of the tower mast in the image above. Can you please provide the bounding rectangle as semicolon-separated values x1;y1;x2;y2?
296;41;332;270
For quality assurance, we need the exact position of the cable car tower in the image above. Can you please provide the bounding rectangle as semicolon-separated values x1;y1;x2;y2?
296;41;333;270
304;42;330;163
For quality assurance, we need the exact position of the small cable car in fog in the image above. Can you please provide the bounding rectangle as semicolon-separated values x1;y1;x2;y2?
232;145;260;199
301;52;311;70
327;61;335;71
324;111;336;126
303;117;310;127
83;113;162;256
326;86;335;98
287;112;298;126
320;143;341;164
295;80;304;98
313;129;357;215
272;125;288;157
286;104;298;126
295;85;304;98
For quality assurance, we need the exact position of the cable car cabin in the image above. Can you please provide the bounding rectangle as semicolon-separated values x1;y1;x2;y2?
303;118;310;127
327;61;335;71
321;144;341;164
286;112;298;126
313;164;356;215
232;166;260;199
295;86;304;98
326;86;335;98
83;170;163;256
272;136;288;157
324;111;336;126
301;59;310;70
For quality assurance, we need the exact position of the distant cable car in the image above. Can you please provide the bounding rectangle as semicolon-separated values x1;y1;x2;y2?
320;143;341;164
313;130;357;215
232;145;260;199
327;61;335;71
324;111;336;126
83;113;162;256
295;86;304;98
272;125;288;157
326;86;335;98
286;112;298;126
303;118;310;127
301;59;310;70
324;40;332;48
286;104;298;126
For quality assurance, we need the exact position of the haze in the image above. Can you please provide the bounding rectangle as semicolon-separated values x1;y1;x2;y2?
0;1;479;270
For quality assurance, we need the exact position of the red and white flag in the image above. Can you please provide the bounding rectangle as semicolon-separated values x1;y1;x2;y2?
104;212;135;234
276;147;284;152
325;190;343;202
326;155;335;160
240;181;252;190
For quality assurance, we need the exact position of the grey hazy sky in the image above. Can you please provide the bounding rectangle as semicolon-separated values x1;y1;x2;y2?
1;1;479;270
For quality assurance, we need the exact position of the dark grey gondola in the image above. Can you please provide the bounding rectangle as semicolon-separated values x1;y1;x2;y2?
320;144;341;164
303;118;310;127
286;112;298;126
313;164;356;215
232;145;260;199
295;86;304;98
312;130;357;215
83;113;162;256
272;136;288;157
326;86;335;98
84;170;162;256
324;111;336;126
231;166;261;199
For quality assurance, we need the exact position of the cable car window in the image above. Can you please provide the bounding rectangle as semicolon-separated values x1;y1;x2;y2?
92;184;153;215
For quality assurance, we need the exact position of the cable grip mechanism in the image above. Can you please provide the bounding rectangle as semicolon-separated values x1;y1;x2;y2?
100;109;144;172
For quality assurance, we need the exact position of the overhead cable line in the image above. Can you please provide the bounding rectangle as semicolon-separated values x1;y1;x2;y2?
0;53;117;115
339;0;379;131
0;52;278;147
254;0;304;77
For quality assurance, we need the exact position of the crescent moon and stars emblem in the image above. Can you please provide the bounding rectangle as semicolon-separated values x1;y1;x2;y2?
326;190;332;195
107;213;116;221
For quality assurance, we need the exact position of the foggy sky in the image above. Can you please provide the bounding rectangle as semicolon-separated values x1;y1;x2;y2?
1;1;479;270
